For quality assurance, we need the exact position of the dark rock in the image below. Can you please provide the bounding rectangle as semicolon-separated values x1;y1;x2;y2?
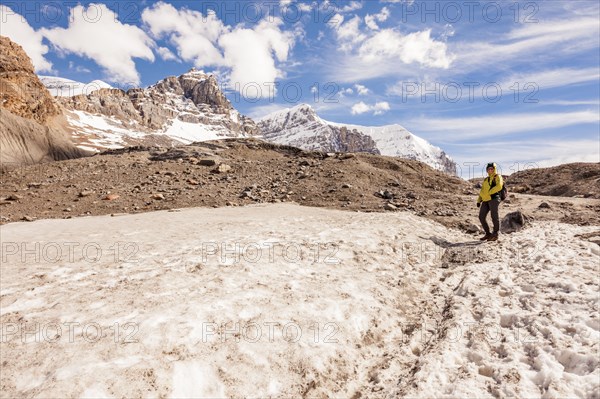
466;224;481;233
199;159;218;166
501;210;532;233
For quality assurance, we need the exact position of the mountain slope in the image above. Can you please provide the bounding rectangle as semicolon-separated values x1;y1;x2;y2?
508;162;600;198
0;36;87;169
256;104;380;154
258;104;456;174
47;69;259;151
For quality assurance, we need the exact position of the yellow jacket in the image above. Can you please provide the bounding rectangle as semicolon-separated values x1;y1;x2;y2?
477;163;504;203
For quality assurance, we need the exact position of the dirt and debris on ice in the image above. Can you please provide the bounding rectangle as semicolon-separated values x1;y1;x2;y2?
0;203;598;398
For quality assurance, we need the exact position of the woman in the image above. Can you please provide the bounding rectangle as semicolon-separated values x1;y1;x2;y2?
477;162;503;241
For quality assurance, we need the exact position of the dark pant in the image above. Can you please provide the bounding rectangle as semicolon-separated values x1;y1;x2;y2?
479;199;500;234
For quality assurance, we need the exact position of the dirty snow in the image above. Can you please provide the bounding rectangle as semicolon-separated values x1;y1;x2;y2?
67;110;147;149
0;204;598;398
160;119;226;144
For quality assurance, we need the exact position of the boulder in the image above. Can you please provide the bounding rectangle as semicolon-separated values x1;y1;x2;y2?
501;210;532;233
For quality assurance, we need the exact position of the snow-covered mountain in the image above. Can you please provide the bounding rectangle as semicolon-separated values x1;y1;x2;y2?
43;69;258;151
40;72;455;173
257;104;380;154
258;104;457;174
39;76;113;97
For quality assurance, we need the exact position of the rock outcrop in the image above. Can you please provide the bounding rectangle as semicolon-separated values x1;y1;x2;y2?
56;68;259;145
0;36;60;124
0;36;86;169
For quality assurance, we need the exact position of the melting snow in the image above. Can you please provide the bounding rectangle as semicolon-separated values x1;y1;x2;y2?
0;204;598;397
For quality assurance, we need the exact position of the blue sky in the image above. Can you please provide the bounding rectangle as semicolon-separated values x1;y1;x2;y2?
1;0;599;176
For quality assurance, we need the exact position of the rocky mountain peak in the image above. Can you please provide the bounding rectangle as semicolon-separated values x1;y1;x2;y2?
177;72;230;110
0;35;61;124
52;68;259;148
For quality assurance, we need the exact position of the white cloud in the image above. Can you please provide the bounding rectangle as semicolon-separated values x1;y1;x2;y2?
407;111;599;140
499;68;600;91
42;3;155;85
385;68;600;105
456;17;600;70
351;102;370;115
142;2;296;96
358;29;453;68
354;84;370;95
328;14;367;52
365;6;390;30
327;13;344;29
157;46;179;62
339;1;363;13
337;87;354;99
219;18;294;92
280;0;312;12
0;5;53;72
321;0;363;14
142;2;225;66
328;13;453;76
351;101;390;115
543;100;600;106
364;15;378;31
68;61;91;74
386;67;600;101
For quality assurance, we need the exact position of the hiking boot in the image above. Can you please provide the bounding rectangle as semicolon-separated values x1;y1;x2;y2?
487;233;499;241
480;233;492;241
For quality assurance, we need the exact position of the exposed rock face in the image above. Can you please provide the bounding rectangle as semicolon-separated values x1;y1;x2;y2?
258;104;379;154
62;88;143;126
0;36;86;169
56;68;259;141
336;126;380;154
258;103;457;174
0;108;84;168
0;36;60;124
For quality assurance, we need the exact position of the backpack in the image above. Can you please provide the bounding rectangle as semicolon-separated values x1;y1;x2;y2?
489;175;508;201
